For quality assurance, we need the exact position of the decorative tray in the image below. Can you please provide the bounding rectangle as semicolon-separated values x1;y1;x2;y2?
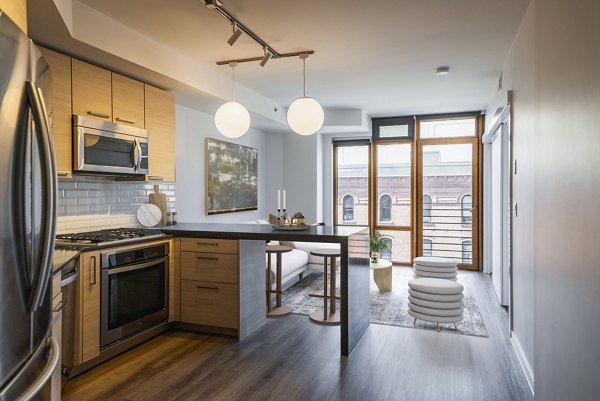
271;224;311;231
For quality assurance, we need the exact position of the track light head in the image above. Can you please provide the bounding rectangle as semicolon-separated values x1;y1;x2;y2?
203;0;223;9
227;22;243;46
260;47;273;67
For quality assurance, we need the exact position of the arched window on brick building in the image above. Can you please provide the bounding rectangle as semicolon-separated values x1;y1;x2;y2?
343;195;354;221
381;237;392;260
461;195;472;223
423;239;433;256
462;240;472;263
423;195;432;222
379;195;392;222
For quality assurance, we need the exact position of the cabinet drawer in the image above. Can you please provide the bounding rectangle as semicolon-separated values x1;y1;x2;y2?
181;238;238;254
180;280;238;328
181;252;238;284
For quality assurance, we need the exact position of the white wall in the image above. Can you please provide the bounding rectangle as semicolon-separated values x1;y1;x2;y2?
175;104;268;223
533;0;600;399
485;1;536;390
281;132;320;223
263;132;284;215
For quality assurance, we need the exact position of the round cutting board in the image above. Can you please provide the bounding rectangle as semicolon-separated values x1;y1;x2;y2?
137;204;162;227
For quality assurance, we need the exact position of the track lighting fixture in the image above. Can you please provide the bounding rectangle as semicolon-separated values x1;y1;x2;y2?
287;54;324;136
214;62;251;138
227;21;242;46
204;2;324;136
260;47;273;67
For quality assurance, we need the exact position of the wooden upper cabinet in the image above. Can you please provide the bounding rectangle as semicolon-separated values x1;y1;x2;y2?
1;0;27;33
145;84;176;182
72;59;112;122
112;73;145;128
39;47;72;176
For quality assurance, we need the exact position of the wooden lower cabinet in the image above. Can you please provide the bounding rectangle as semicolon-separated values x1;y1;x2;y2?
80;250;100;363
178;239;240;331
180;280;238;328
180;252;238;284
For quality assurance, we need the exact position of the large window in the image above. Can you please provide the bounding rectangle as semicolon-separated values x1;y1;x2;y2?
379;195;392;222
343;195;354;222
335;143;369;226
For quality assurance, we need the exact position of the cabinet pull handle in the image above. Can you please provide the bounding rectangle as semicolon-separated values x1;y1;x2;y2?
196;256;219;260
90;256;97;286
147;176;164;181
116;117;136;124
196;285;219;290
198;242;219;246
53;300;67;312
57;171;71;178
87;111;110;119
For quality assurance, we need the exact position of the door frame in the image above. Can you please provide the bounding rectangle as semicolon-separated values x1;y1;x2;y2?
416;136;481;271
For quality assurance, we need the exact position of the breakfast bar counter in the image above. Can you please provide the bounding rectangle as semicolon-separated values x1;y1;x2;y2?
162;223;370;356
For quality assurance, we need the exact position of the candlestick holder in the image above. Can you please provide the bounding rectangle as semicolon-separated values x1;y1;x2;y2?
277;209;281;226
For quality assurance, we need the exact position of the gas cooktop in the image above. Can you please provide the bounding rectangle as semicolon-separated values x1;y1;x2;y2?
56;228;165;248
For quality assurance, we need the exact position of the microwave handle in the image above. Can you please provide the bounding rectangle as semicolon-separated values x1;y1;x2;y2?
132;138;142;172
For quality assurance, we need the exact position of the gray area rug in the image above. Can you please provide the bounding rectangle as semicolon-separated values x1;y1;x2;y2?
282;268;488;338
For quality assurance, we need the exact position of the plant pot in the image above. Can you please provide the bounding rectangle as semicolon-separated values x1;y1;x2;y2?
292;218;305;226
370;252;380;264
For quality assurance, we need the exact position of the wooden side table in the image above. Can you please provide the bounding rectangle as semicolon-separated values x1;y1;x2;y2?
370;260;393;292
308;248;341;325
266;245;293;318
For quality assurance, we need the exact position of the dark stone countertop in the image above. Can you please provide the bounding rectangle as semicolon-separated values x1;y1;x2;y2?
161;223;367;243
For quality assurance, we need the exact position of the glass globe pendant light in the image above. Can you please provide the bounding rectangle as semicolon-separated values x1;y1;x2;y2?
287;54;324;136
215;62;251;138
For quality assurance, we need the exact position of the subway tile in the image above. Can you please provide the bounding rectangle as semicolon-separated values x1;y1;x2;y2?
65;189;89;197
58;197;77;206
58;181;77;189
89;204;110;213
76;182;100;190
77;197;105;205
89;190;110;197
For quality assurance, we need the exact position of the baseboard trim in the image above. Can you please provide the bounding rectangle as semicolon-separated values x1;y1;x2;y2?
510;332;534;396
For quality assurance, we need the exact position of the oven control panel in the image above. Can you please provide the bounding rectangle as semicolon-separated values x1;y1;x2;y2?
102;243;168;268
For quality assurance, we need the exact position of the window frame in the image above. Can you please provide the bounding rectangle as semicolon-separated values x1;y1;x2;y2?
423;194;432;223
461;194;472;224
372;116;415;142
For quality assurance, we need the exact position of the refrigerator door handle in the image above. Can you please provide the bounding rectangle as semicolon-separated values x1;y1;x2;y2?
16;337;59;401
25;81;57;312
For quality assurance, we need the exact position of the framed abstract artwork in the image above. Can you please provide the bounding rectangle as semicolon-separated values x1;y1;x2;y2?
205;138;258;215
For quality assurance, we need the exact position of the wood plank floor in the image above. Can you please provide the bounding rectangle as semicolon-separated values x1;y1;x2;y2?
62;269;532;401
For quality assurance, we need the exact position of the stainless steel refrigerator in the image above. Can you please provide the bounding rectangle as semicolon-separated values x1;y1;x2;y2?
0;11;58;401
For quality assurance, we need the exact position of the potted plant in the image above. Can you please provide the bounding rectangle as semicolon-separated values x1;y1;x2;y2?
369;231;389;264
292;211;306;226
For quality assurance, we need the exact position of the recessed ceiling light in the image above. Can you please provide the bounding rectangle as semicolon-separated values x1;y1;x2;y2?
435;66;450;76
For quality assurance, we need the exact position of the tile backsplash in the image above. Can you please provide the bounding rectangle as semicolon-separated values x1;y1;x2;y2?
56;176;175;233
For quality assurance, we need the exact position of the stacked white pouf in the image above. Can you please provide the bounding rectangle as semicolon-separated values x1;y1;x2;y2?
413;256;458;281
407;277;464;332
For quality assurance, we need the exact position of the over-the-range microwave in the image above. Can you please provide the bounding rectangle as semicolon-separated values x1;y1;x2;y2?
73;115;149;175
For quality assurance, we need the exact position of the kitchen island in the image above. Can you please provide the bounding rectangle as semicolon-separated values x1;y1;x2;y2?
162;223;370;356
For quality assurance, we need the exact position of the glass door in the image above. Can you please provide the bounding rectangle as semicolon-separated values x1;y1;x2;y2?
417;139;479;269
374;143;413;263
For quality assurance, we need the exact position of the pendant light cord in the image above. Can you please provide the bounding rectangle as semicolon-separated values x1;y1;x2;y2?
303;57;306;97
232;64;236;101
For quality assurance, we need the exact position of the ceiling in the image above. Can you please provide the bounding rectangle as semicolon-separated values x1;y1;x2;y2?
32;0;529;131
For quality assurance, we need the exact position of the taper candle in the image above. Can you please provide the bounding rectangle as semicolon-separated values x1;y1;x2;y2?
277;189;281;210
283;189;286;210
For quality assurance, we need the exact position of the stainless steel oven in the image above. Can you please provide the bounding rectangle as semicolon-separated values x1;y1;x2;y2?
73;115;149;175
100;242;169;348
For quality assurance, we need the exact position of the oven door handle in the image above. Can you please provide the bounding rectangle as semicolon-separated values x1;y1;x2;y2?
106;257;168;275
